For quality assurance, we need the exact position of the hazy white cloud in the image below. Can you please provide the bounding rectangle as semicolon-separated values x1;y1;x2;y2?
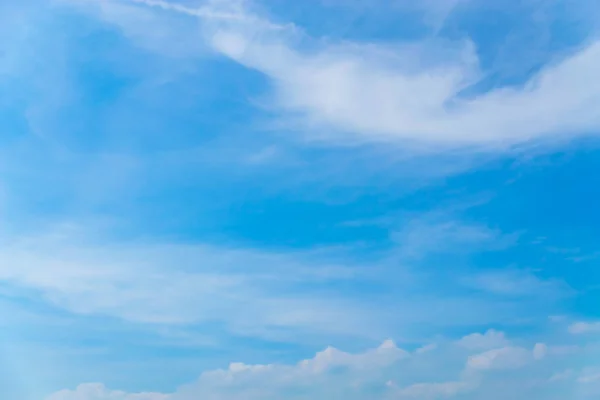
456;329;510;350
415;343;438;354
47;331;590;400
46;340;414;400
548;369;575;382
62;0;600;150
390;215;508;259
207;3;600;149
569;321;600;334
579;371;600;384
466;346;532;371
47;383;168;400
0;217;568;344
394;380;471;399
533;343;548;360
298;339;408;372
460;268;570;299
0;226;383;340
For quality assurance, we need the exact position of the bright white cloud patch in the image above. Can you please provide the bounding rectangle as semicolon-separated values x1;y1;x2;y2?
90;0;600;149
210;12;600;148
46;331;592;400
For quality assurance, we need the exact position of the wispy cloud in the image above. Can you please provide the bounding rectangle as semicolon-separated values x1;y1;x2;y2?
389;212;512;259
466;346;532;371
568;321;600;334
2;1;599;399
460;268;570;299
0;225;379;339
0;213;569;343
88;0;600;150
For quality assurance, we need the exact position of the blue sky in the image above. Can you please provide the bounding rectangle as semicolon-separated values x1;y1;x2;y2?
2;0;600;398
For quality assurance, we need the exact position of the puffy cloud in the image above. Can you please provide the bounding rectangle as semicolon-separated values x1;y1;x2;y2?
298;339;408;372
456;329;509;350
46;339;454;400
47;330;591;400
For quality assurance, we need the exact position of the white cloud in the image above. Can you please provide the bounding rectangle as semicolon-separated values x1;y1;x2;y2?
569;321;600;334
457;329;510;350
466;346;532;371
394;381;471;399
575;368;600;399
548;369;574;383
47;384;168;400
416;343;438;354
298;339;408;372
47;332;590;400
460;268;568;298
390;214;508;259
0;227;384;340
533;343;548;360
579;372;600;384
42;339;470;399
205;4;600;149
62;0;600;149
47;340;414;400
0;217;566;343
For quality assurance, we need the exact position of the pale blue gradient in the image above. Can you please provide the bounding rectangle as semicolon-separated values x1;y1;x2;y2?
1;0;600;399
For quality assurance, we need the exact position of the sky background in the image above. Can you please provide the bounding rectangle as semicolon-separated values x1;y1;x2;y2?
2;0;600;399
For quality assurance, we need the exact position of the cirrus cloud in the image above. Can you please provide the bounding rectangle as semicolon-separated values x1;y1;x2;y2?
85;0;600;150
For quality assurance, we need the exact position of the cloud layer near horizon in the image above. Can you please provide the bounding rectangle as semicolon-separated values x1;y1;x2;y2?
46;329;599;400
